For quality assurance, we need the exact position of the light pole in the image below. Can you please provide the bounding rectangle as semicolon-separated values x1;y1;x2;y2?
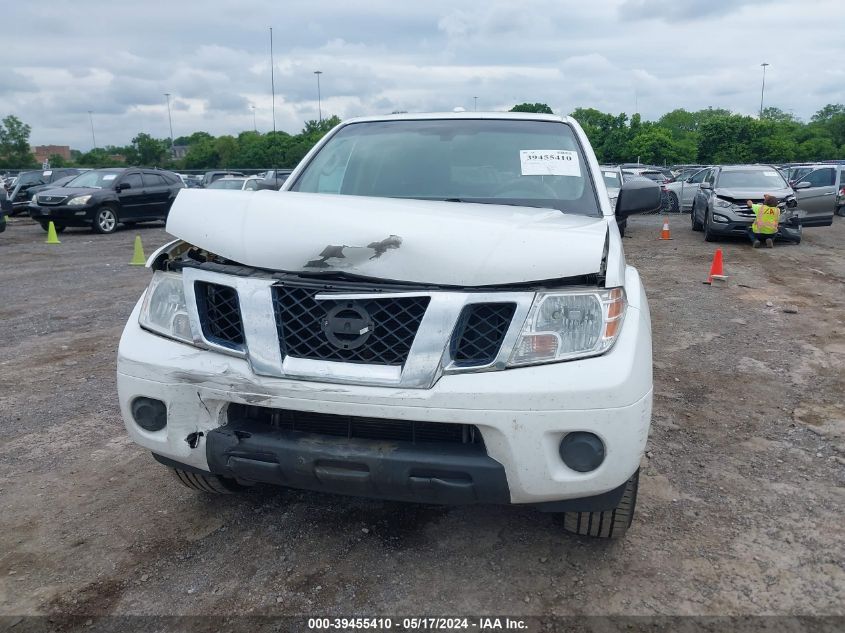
269;27;276;134
164;93;175;157
759;62;770;118
314;70;323;123
250;104;257;132
473;96;478;111
87;110;96;149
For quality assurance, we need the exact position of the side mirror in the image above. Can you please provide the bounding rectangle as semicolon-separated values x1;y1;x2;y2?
699;182;712;190
793;181;811;190
117;182;130;191
615;179;661;218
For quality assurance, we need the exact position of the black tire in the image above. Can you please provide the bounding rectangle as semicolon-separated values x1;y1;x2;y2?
562;470;639;539
703;209;717;242
667;192;680;214
92;206;119;234
39;221;66;233
690;203;703;231
170;468;248;494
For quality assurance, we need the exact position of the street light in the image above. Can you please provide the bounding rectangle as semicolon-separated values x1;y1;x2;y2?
164;93;175;157
250;104;257;132
314;70;323;123
759;62;770;118
473;96;478;111
87;110;96;149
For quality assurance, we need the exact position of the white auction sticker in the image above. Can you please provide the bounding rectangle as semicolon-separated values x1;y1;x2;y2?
520;150;580;177
604;171;618;179
102;174;116;181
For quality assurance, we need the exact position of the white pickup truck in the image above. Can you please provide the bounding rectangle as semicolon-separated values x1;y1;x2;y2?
117;112;661;538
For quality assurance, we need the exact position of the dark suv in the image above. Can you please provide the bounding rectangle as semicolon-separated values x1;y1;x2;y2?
29;168;184;234
8;168;82;215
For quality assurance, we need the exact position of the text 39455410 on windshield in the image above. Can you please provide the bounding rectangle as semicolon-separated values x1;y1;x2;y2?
117;112;662;539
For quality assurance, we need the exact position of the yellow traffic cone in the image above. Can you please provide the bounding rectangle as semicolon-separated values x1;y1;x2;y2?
129;235;146;266
45;221;61;244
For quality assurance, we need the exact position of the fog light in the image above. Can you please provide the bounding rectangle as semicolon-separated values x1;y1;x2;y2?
712;213;729;223
131;397;167;432
559;432;605;472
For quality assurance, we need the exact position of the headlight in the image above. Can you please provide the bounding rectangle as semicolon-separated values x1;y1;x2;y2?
508;288;626;366
138;271;195;344
714;198;731;208
31;194;38;204
68;195;92;206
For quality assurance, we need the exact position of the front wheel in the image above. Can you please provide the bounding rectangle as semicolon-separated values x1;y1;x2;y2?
667;192;680;214
703;210;717;242
92;206;118;234
691;203;703;231
39;222;66;233
170;468;250;494
562;470;639;539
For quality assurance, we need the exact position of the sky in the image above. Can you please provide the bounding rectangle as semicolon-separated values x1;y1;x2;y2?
4;0;844;151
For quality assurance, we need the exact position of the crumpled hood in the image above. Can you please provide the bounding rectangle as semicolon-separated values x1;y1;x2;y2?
166;190;608;286
715;187;793;201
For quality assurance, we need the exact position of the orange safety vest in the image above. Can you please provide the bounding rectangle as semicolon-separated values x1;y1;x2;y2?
751;203;780;235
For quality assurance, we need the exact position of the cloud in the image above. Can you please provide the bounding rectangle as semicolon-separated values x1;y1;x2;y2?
0;0;840;150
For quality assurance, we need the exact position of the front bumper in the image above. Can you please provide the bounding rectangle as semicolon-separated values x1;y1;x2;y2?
28;203;94;226
117;269;653;505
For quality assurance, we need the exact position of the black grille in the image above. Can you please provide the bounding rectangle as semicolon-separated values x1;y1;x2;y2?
196;282;244;348
451;303;516;366
272;285;429;366
37;195;68;205
228;404;483;447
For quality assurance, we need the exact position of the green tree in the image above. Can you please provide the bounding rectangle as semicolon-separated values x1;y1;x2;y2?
47;153;67;167
131;133;168;166
510;103;553;114
0;115;36;168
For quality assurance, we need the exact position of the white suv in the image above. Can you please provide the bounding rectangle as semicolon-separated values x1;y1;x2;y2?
117;112;661;538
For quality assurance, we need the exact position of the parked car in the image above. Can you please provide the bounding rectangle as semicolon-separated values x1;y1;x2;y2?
690;165;832;242
7;168;82;215
206;176;261;191
0;196;9;233
790;164;843;221
663;167;709;213
29;168;184;234
200;170;244;187
25;174;79;201
256;169;293;191
118;112;661;539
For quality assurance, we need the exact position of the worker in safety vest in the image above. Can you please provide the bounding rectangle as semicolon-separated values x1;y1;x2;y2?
745;194;781;249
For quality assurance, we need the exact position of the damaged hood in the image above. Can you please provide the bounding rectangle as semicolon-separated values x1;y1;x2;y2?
714;187;793;201
166;190;608;286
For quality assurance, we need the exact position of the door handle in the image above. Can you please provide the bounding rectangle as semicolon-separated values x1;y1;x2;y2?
823;192;834;196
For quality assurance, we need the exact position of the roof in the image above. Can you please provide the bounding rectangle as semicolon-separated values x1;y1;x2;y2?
342;111;571;125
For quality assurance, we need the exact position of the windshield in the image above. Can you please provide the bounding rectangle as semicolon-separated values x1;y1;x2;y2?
67;171;122;189
291;119;600;216
601;169;620;190
208;179;246;190
717;169;787;189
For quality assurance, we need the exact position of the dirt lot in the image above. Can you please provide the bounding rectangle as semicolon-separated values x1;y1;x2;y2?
1;213;843;627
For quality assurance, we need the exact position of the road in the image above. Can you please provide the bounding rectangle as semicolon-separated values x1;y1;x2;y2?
1;213;843;628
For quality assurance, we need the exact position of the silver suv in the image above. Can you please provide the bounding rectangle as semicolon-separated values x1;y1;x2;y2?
690;165;828;242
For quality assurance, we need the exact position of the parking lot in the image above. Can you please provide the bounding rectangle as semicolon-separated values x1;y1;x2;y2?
1;213;843;622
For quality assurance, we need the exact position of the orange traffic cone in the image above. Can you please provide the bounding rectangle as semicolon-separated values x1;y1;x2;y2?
658;217;672;240
704;248;727;285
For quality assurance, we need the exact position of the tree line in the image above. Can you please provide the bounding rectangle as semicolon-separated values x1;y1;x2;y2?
1;104;844;171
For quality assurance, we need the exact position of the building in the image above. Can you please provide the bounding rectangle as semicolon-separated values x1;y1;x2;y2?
31;145;72;164
172;145;189;160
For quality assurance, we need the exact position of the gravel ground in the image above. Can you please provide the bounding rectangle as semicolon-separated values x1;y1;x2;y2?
0;213;843;628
